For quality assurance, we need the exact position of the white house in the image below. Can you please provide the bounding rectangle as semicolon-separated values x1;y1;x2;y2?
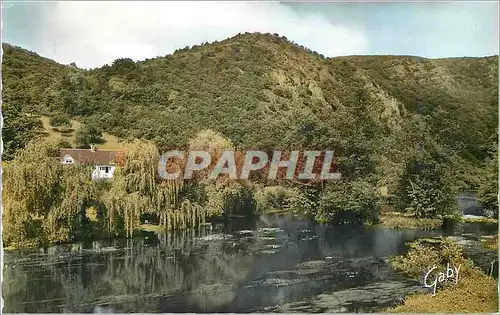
60;145;123;180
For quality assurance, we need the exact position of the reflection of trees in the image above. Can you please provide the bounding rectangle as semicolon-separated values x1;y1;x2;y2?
3;218;434;313
3;226;261;312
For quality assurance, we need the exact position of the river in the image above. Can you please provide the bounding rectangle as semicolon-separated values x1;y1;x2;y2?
2;214;497;313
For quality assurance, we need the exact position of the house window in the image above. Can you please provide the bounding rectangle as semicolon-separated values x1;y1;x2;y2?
100;166;110;173
64;157;73;164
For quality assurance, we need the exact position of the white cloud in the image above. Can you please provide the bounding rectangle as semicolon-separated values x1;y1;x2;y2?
37;1;367;69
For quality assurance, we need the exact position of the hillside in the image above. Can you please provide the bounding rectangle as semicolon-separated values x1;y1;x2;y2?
2;33;498;191
38;115;125;150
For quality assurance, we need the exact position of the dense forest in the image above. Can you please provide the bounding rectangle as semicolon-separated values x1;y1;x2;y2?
2;32;498;247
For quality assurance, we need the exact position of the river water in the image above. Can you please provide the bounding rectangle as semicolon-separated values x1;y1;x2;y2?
2;214;497;313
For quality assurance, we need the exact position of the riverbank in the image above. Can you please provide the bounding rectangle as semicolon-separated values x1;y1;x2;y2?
378;212;443;230
378;211;498;231
387;271;497;313
481;234;499;251
385;237;498;313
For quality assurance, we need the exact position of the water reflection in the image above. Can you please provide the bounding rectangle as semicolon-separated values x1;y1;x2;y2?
2;215;493;313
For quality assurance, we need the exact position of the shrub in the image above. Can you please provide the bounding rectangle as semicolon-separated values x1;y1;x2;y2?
204;181;254;217
55;139;73;149
379;213;443;230
53;126;73;134
480;235;499;252
49;113;71;127
388;275;498;313
316;179;380;224
273;86;293;99
253;185;314;214
388;237;498;313
391;237;477;281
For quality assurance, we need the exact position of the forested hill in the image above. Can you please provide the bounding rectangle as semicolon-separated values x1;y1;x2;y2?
2;32;498;191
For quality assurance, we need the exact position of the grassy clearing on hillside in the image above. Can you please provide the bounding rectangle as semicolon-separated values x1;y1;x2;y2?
40;115;125;150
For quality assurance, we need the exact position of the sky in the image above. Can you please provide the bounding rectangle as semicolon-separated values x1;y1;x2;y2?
2;1;499;69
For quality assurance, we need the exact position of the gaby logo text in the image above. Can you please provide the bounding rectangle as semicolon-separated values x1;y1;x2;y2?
158;150;341;181
424;263;461;296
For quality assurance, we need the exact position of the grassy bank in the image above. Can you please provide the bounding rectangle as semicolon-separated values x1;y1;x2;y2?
387;273;497;313
462;216;498;224
379;212;443;230
480;234;499;252
385;237;498;313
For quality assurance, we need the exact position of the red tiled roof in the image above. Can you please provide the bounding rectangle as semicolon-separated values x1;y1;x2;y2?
60;148;124;165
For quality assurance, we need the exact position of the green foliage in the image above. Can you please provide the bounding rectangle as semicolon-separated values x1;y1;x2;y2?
3;38;496;167
316;180;380;224
388;237;498;313
395;150;459;218
253;185;317;215
391;237;474;281
379;213;443;230
48;112;71;127
254;185;300;213
188;129;234;151
477;142;498;217
2;38;497;198
101;139;190;236
3;140;69;245
55;139;73;149
2;103;43;160
204;181;254;217
2;139;203;246
387;274;498;313
1;34;498;245
75;123;103;148
44;165;96;243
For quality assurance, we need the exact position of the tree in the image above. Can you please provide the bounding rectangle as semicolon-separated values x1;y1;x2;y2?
477;141;498;217
2;140;63;245
110;58;136;76
3;139;101;246
2;103;43;160
75;123;103;148
316;179;380;224
395;152;458;218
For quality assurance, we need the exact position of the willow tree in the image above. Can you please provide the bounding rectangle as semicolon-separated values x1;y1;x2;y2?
44;165;97;243
101;174;128;236
102;139;188;235
3;140;63;245
101;140;156;237
156;180;183;228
